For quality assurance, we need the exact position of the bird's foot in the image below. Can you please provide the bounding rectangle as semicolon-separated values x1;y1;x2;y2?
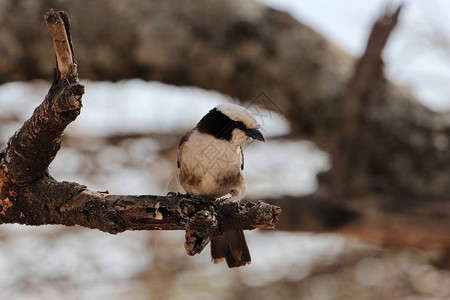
216;193;234;203
166;191;190;198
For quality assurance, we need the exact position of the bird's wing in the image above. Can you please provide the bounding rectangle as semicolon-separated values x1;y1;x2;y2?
240;146;244;170
177;129;194;168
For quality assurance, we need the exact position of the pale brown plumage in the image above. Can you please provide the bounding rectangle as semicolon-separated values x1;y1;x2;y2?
176;104;264;268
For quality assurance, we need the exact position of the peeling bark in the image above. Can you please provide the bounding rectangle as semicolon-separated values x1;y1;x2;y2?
1;2;449;251
0;167;280;254
2;9;83;184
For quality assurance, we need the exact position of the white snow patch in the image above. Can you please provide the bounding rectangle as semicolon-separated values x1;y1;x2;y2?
244;140;330;197
69;79;290;138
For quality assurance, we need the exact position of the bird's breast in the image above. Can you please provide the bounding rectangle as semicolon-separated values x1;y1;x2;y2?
178;131;245;197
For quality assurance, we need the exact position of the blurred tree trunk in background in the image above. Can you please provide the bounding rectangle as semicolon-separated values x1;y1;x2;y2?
1;0;449;247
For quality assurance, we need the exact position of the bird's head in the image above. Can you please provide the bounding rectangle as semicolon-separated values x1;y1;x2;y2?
197;103;265;146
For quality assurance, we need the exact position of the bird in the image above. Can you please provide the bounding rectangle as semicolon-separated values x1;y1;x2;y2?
177;103;264;268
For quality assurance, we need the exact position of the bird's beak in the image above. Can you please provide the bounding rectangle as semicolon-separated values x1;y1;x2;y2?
245;128;265;142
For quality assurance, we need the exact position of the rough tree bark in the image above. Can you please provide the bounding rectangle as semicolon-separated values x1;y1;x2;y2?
0;9;281;256
0;1;449;250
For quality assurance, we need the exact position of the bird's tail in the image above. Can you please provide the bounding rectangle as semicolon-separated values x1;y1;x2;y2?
211;230;251;268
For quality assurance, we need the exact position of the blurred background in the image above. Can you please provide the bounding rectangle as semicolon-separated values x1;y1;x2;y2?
1;0;450;299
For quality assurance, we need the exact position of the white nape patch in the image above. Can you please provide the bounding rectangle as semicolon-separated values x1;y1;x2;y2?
215;103;260;129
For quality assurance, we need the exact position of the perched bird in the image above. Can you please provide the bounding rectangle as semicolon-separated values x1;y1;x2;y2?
177;103;264;268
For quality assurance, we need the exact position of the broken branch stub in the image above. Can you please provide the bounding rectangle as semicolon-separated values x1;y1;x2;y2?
0;9;281;259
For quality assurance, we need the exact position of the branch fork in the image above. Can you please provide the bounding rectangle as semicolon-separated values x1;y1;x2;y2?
0;9;281;257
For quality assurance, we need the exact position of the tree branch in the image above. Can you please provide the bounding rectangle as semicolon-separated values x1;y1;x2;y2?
0;170;280;255
1;9;83;184
332;6;402;197
1;1;449;196
0;9;281;257
45;9;77;78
